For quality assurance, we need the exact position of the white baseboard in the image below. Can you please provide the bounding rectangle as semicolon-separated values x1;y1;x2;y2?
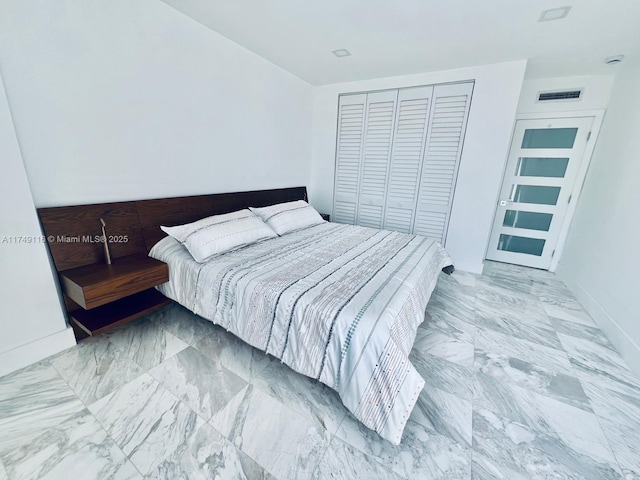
560;274;640;376
0;327;76;378
453;259;484;275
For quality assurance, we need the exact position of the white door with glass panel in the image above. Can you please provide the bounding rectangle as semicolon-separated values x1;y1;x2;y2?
486;117;594;269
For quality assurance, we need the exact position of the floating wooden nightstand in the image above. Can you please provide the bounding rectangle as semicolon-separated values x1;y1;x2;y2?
59;254;170;337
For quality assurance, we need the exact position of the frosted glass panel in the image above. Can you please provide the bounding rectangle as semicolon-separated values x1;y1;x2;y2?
503;210;553;231
516;157;569;178
521;128;577;149
514;185;560;205
498;234;545;256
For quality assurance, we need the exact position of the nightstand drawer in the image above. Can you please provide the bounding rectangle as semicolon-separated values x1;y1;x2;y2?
60;255;169;309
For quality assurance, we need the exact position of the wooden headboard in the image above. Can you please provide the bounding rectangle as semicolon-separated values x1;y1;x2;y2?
38;186;308;272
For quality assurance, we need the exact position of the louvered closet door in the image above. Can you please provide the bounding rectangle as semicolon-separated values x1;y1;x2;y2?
333;94;366;224
383;86;434;233
356;90;398;229
413;82;473;244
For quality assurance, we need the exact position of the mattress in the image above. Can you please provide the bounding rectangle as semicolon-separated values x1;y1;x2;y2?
149;222;452;444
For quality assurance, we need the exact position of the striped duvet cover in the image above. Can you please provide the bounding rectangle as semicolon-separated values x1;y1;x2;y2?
149;222;452;444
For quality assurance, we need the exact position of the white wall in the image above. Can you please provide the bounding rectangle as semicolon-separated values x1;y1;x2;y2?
517;74;614;114
0;72;75;377
557;65;640;374
310;60;527;273
0;0;313;208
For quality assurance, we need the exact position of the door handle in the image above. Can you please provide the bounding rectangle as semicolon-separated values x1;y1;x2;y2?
499;200;514;206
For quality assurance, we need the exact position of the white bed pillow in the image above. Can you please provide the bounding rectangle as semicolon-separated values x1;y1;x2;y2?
160;209;277;262
249;200;325;236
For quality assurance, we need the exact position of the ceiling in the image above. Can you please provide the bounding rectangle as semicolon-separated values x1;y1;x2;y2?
159;0;640;86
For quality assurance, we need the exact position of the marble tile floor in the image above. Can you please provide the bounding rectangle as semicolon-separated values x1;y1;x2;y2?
1;261;639;479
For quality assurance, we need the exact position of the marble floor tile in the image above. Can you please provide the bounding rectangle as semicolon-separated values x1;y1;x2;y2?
410;386;473;448
0;362;85;456
446;270;478;288
154;303;217;346
475;277;540;310
621;469;640;480
542;303;595;326
335;412;471;479
434;272;476;299
106;317;188;371
574;360;640;395
251;360;347;435
475;326;574;376
435;272;477;295
523;268;561;283
89;373;203;475
194;327;273;382
471;458;529;480
475;298;560;349
580;378;640;427
474;350;591;412
414;308;475;369
409;351;473;401
472;408;622;480
530;277;575;296
421;304;475;344
481;262;564;286
473;372;538;426
474;326;591;411
599;417;640;478
430;288;476;324
413;331;475;371
210;385;330;480
311;436;405;480
550;317;615;350
50;336;144;405
149;346;247;421
483;261;556;284
535;287;585;312
478;271;536;296
147;423;275;480
558;333;640;390
473;372;619;467
482;260;517;273
1;409;140;480
572;360;640;398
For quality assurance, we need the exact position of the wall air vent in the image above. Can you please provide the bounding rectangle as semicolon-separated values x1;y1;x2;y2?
537;89;583;102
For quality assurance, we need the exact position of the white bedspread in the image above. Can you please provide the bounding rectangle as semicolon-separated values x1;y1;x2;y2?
149;222;452;444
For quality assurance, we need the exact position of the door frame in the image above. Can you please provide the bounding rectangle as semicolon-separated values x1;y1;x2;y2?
486;109;605;272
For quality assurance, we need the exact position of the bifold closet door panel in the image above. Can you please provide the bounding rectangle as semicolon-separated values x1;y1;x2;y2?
413;82;473;244
355;90;399;229
382;86;434;233
333;94;367;224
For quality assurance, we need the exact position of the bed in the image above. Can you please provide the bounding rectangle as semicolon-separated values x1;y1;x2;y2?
37;186;453;445
149;219;452;445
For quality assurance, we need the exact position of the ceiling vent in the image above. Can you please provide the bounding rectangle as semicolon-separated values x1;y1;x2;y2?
537;89;583;102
